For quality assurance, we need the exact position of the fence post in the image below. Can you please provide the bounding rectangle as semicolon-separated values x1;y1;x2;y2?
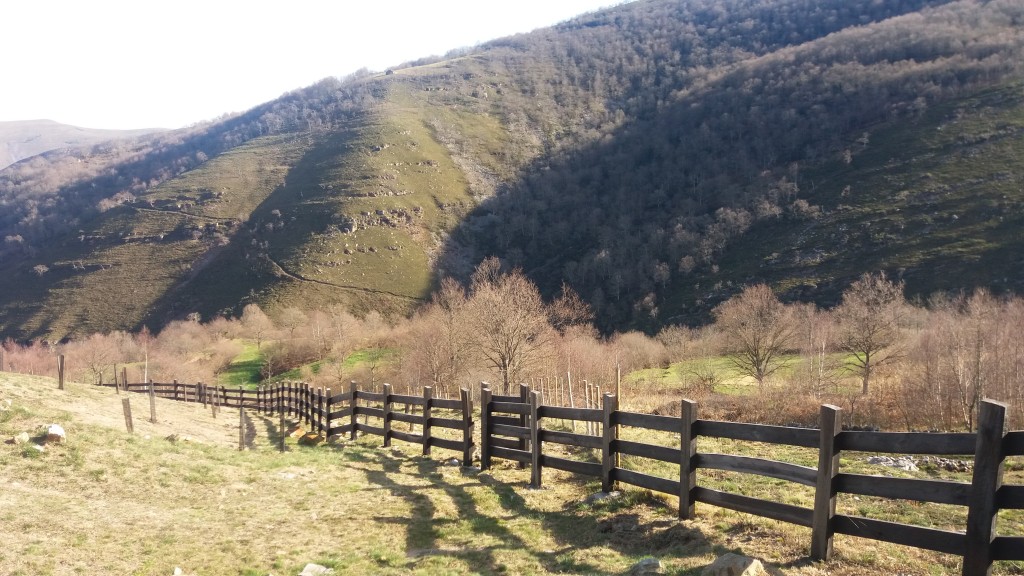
324;388;332;438
519;383;531;469
382;383;393;447
480;383;492;470
680;399;698;519
57;355;65;390
122;398;134;433
278;385;286;452
461;388;474;466
964;399;1008;576
148;380;157;424
812;404;842;561
239;405;245;451
122;367;128;391
423;386;434;456
349;381;358;440
530;389;542;488
601;392;618;493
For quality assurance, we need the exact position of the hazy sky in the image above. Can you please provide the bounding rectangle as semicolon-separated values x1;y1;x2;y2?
3;0;623;130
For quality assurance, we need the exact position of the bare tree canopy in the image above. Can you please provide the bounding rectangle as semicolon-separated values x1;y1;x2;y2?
834;272;906;394
713;284;794;389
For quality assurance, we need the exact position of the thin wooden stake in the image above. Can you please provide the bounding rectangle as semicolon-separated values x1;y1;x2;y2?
57;355;65;390
122;398;134;433
148;380;157;424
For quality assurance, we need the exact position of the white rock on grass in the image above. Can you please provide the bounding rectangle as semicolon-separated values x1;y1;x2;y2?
298;564;335;576
629;557;663;575
44;424;66;444
701;553;767;576
12;432;30;445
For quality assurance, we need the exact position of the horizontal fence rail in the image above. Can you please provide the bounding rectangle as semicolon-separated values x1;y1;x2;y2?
97;375;1023;575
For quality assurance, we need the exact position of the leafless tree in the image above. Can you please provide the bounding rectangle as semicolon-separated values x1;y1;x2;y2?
713;284;794;390
834;272;906;394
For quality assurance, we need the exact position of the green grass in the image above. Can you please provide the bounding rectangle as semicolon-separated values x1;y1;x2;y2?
217;340;264;388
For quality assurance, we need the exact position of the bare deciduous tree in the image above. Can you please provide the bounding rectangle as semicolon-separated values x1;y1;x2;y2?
834;272;906;395
713;284;794;390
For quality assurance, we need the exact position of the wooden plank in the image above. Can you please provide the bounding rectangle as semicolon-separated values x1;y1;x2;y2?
997;484;1024;510
429;416;464;430
431;437;464;452
694;487;814;528
1004;431;1024;456
541;455;602;477
478;384;489;468
390;430;422;445
838;431;976;455
602;393;618;493
490;437;521;450
354;406;384;419
491;415;521;427
613;467;680;496
355;390;385;402
355;423;385;437
836;474;971;506
389;411;422;426
540;429;603;449
614;411;679;433
812;404;842;561
329;407;353;420
697;420;819;448
964;400;1007;575
613;440;678;464
696;453;817;487
432;398;462;410
833;514;965;555
491;401;529;415
329;424;353;437
530;390;541;487
681;399;697;520
539;406;602;422
993;536;1024;561
492;423;531;439
329;392;349;404
389;393;424;406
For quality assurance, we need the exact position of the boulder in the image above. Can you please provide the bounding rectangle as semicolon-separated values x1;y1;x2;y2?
12;432;30;445
701;553;767;576
45;424;66;444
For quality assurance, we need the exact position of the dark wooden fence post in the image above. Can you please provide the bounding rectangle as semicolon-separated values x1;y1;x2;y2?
601;392;618;493
278;385;286;452
530;389;542;488
480;383;492;470
324;388;332;438
680;398;698;519
349;381;358;440
239;405;245;451
812;404;842;561
964;399;1008;576
122;398;134;433
122;367;128;392
422;386;434;456
461;388;474;466
382;383;393;447
519;383;531;469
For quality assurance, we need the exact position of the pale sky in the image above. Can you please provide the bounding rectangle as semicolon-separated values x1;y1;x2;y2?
3;0;624;130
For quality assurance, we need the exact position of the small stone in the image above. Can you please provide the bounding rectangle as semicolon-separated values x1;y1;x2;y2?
165;434;180;442
173;568;183;576
45;424;66;444
630;557;663;575
443;458;460;466
13;432;30;445
298;563;335;576
701;553;767;576
30;444;45;453
587;490;622;504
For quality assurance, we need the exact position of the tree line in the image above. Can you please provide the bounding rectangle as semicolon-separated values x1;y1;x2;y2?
4;267;1023;432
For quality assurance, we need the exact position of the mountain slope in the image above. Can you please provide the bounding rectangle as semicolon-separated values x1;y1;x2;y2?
1;0;1023;340
0;119;161;170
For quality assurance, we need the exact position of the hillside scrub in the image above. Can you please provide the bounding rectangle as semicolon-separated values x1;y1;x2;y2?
4;271;1024;432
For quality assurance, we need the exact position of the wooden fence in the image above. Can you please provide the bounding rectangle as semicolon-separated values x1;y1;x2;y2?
103;377;1024;573
102;380;475;464
478;382;1023;576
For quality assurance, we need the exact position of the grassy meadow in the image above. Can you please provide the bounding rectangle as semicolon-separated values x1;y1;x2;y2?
3;371;1024;574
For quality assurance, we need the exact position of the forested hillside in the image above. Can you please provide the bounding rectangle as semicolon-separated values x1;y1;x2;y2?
1;0;1022;339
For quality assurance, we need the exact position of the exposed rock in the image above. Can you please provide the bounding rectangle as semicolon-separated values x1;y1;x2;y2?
298;433;323;447
586;490;623;504
298;563;335;576
44;424;66;444
867;455;918;471
12;432;30;445
442;457;460;466
701;553;766;576
629;557;663;575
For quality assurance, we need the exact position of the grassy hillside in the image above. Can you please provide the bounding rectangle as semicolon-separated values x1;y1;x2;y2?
2;0;1023;339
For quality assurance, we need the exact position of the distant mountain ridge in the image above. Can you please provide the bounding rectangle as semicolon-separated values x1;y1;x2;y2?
0;0;1022;340
0;119;163;170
